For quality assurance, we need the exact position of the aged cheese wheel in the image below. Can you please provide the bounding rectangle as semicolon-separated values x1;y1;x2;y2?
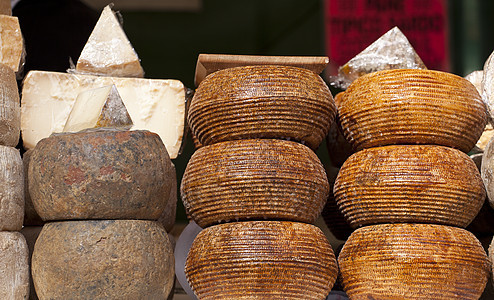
185;221;337;299
339;224;489;299
338;69;487;152
0;231;29;300
23;149;43;226
158;162;177;232
29;129;172;221
0;146;23;231
0;63;20;147
181;139;329;228
32;220;174;299
188;65;336;150
334;145;485;228
20;226;42;300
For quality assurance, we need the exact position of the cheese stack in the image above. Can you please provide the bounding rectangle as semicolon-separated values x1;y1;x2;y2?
335;69;490;299
182;57;338;299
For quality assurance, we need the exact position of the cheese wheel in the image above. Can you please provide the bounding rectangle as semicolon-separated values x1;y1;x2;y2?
20;226;42;300
480;136;494;210
339;224;489;299
0;63;20;147
32;220;174;299
185;221;337;299
181;139;329;228
0;146;23;231
334;145;485;228
189;65;336;150
23;150;43;226
339;69;487;152
0;231;29;300
29;129;172;221
158;162;177;232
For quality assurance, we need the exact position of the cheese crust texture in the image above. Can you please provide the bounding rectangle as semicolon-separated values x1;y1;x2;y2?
21;71;185;158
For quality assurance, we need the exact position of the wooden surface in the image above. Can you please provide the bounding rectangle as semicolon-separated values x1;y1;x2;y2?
194;54;329;86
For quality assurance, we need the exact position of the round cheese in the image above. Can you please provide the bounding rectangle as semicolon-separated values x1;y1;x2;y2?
29;129;173;221
20;226;43;300
339;224;489;299
0;231;29;300
0;145;23;231
32;220;174;299
0;63;20;147
22;149;43;226
185;221;337;299
188;65;336;150
334;145;485;228
338;69;487;152
158;162;177;232
181;139;329;228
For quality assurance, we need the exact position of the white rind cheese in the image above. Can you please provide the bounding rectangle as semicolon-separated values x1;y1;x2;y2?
63;84;133;132
21;71;185;159
75;5;144;78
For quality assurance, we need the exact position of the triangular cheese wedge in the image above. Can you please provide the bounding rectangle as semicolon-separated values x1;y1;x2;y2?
63;85;133;132
333;27;426;89
75;5;144;78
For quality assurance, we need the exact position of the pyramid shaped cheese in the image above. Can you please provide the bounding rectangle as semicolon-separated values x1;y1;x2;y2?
0;15;23;72
63;85;133;132
75;5;144;78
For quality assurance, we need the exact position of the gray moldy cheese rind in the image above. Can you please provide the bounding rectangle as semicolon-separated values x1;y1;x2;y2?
29;129;173;221
0;145;23;231
188;65;336;150
32;220;174;300
20;71;185;159
0;231;29;300
0;63;20;147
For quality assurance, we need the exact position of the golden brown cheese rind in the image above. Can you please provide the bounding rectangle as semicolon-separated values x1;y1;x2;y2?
0;16;23;72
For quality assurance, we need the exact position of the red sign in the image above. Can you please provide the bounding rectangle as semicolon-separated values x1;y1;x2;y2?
325;0;449;75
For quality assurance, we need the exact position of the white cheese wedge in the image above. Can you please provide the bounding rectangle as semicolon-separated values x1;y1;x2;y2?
0;15;23;72
75;5;144;78
21;71;185;159
63;85;133;132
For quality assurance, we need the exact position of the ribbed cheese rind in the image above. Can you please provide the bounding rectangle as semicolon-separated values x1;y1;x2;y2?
0;146;23;231
339;224;489;300
339;69;487;152
0;16;23;72
185;221;337;300
0;232;29;300
29;129;173;221
181;139;329;228
20;71;185;158
334;145;485;228
32;220;174;300
189;65;336;150
0;64;20;146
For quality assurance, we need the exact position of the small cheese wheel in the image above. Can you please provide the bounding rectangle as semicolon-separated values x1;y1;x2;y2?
185;221;337;299
339;224;489;299
181;139;329;228
29;129;172;221
0;231;29;300
0;63;20;147
335;145;485;228
32;220;174;300
158;162;177;232
0;145;23;231
23;150;43;226
189;65;336;150
20;226;42;300
339;69;487;152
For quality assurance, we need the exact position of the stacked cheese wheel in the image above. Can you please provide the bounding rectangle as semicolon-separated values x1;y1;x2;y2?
335;69;490;299
0;63;29;299
183;65;338;299
28;129;175;299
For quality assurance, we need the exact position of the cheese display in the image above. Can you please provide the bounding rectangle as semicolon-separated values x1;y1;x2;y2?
0;232;29;300
189;65;336;150
0;15;23;73
338;224;489;299
181;139;329;228
74;5;144;78
20;71;185;158
338;69;487;152
0;63;20;147
334;145;485;228
158;162;177;232
331;27;427;89
32;220;174;299
185;221;337;299
0;146;23;231
29;129;173;221
63;85;133;132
